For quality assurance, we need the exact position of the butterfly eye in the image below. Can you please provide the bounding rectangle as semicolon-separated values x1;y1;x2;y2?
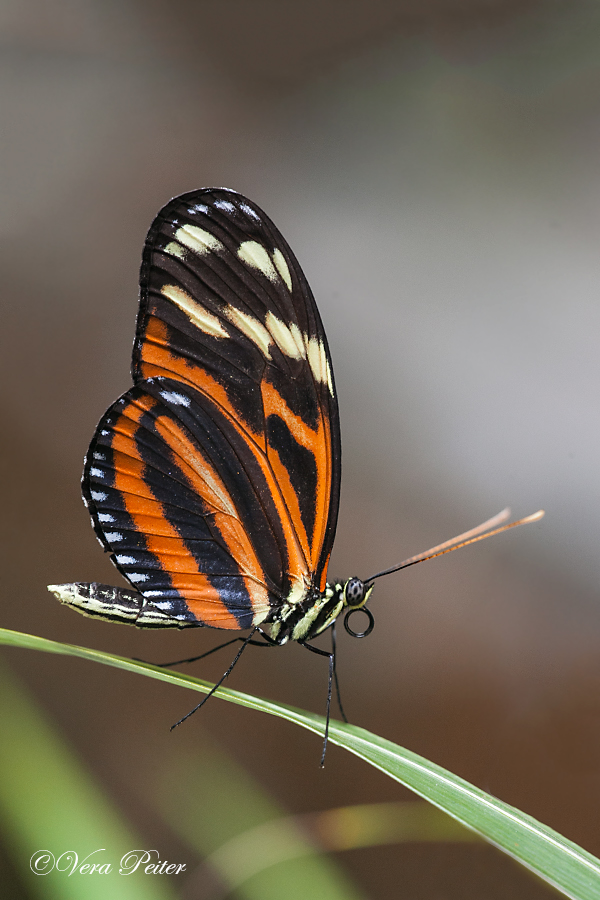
343;576;366;607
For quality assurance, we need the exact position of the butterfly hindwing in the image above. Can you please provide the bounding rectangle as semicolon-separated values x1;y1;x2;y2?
83;189;341;630
84;379;283;629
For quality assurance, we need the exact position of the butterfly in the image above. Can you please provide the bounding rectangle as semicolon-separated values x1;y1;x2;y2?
48;188;543;763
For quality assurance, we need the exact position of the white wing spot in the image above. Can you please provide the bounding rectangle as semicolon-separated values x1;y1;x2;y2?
152;599;176;609
161;285;228;338
159;390;190;407
238;241;278;282
225;305;272;358
273;248;292;290
100;429;110;436
98;513;115;523
215;200;236;212
128;573;149;583
93;451;105;461
89;467;104;479
266;311;305;359
187;204;209;214
240;203;260;221
105;532;124;542
90;491;107;501
115;555;137;565
175;224;224;256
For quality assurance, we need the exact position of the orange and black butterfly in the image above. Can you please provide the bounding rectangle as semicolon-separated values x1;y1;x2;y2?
49;189;542;761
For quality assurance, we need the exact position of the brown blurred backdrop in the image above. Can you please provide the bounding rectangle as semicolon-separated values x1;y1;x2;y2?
2;1;600;897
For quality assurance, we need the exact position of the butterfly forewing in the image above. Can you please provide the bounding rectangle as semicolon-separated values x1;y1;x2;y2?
83;189;341;630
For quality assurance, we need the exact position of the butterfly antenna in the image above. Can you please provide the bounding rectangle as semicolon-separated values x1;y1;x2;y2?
365;508;544;584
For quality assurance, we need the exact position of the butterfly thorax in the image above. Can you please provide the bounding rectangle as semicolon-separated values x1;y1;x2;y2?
266;577;373;645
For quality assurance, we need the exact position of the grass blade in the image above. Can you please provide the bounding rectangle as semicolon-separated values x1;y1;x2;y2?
1;626;598;900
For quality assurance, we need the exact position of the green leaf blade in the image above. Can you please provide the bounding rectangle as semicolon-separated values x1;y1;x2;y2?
2;626;598;900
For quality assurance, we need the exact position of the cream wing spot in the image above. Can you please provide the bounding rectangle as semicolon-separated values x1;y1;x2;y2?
319;340;333;395
238;241;278;282
161;285;228;338
164;241;187;260
290;324;305;356
326;359;334;396
265;312;306;359
273;248;292;290
175;224;224;256
307;336;326;385
305;336;334;394
225;305;272;358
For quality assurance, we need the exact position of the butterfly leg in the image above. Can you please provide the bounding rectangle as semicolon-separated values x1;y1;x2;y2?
145;638;251;669
331;623;349;724
170;626;260;730
299;639;336;767
136;631;279;668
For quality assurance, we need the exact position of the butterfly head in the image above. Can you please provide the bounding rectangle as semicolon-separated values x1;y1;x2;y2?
341;577;375;639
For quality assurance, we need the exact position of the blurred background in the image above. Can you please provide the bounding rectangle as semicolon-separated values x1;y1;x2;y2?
2;1;600;897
